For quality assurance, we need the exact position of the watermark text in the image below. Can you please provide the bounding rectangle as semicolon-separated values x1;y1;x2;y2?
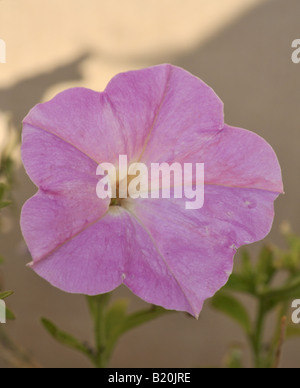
292;299;300;324
0;300;6;323
96;155;205;210
292;39;300;64
0;39;6;64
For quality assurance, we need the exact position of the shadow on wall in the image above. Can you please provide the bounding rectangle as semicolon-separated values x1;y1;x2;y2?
0;52;92;130
128;0;300;235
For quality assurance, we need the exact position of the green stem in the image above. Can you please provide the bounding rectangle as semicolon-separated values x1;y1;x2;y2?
251;299;266;368
269;302;289;367
95;301;107;368
85;295;170;368
86;294;111;368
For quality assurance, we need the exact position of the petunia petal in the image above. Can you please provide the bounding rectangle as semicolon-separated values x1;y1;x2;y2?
105;64;224;163
130;65;224;164
21;190;108;263
129;184;279;317
201;125;283;193
23;87;127;165
30;210;128;295
156;124;282;194
30;207;198;313
20;64;283;317
23;65;224;167
21;123;109;261
22;123;100;191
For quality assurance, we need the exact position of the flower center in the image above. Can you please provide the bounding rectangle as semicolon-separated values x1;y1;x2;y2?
109;175;135;207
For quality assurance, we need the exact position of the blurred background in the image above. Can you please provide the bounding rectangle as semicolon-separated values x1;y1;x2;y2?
0;0;299;368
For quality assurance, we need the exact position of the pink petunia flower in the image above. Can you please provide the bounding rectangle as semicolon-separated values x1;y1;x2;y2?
21;64;283;317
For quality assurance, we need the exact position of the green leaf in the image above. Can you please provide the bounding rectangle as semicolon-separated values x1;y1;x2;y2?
99;300;129;363
275;227;300;272
0;156;14;180
286;325;300;339
241;250;253;276
105;299;128;340
261;275;300;304
85;296;172;367
0;291;14;300
41;318;93;359
0;200;12;209
122;306;171;333
223;273;256;295
224;347;244;369
0;183;6;200
98;302;170;366
285;231;300;254
211;293;252;335
107;302;173;355
256;246;276;287
6;307;15;320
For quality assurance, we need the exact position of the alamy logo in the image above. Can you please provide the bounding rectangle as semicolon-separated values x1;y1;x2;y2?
0;300;6;323
292;299;300;324
0;39;6;63
292;39;300;64
96;155;205;210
